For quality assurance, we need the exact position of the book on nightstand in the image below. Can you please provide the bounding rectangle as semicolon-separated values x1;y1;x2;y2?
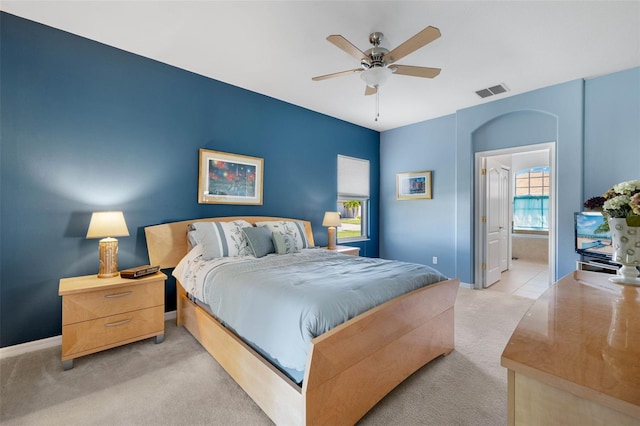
120;265;160;279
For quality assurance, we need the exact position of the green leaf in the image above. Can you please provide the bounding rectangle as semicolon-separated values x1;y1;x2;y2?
626;215;640;227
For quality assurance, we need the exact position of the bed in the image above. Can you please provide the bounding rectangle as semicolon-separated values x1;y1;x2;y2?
145;216;459;425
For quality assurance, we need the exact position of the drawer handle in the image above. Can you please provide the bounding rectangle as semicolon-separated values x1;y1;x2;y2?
105;291;132;299
105;318;132;327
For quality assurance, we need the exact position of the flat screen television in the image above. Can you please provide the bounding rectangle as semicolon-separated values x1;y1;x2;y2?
574;212;612;260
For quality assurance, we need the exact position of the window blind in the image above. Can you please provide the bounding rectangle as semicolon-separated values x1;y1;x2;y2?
338;155;369;198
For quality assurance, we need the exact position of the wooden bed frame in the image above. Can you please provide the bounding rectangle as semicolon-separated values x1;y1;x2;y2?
145;216;459;425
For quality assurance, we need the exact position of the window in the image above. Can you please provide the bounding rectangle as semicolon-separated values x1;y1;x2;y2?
513;167;549;231
337;155;369;241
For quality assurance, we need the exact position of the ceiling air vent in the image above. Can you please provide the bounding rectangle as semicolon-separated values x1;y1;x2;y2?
475;83;509;99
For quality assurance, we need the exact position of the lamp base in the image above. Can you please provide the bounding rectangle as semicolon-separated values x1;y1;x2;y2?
327;227;337;250
97;237;119;278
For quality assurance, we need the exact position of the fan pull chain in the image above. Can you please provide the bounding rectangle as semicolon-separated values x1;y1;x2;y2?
375;88;380;122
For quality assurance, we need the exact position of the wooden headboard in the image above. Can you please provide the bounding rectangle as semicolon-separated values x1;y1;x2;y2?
144;216;315;269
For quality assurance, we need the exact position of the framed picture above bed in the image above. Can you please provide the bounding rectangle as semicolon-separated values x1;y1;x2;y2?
396;170;432;200
198;149;264;205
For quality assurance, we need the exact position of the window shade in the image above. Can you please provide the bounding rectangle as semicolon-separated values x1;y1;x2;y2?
338;155;369;198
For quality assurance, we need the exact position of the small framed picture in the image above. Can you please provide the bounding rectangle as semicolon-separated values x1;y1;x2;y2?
396;170;432;200
198;149;264;205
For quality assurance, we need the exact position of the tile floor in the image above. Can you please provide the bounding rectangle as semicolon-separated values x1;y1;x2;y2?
486;258;550;300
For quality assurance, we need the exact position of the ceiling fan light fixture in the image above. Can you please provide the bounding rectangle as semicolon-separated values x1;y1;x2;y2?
360;66;392;88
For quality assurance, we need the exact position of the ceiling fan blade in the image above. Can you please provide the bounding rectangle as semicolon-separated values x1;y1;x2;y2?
383;26;441;64
364;85;377;96
327;35;367;61
312;68;363;81
391;65;441;78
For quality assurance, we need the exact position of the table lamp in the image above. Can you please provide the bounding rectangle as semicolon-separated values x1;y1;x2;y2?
86;211;130;278
322;211;341;250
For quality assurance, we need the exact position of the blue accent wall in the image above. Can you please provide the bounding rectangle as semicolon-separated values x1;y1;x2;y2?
381;68;639;285
0;13;379;347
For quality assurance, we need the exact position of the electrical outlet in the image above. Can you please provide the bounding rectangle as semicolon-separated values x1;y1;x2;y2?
432;256;438;264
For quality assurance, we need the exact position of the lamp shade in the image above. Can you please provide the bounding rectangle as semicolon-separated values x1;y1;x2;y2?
360;66;392;88
322;212;341;227
86;211;130;239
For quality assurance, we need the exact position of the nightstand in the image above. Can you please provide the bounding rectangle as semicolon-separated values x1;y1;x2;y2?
58;272;166;370
322;245;360;256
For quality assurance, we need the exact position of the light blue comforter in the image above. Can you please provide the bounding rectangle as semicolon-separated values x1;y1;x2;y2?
200;250;448;374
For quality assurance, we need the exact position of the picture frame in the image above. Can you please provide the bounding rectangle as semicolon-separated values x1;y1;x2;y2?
396;170;432;200
198;149;264;205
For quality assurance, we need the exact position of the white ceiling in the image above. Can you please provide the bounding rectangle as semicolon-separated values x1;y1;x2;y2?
2;1;639;131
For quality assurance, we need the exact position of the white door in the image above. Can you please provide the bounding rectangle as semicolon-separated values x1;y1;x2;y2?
484;158;502;287
500;166;511;272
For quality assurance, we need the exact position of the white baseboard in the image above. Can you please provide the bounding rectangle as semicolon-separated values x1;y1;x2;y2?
0;335;62;360
0;310;177;360
459;281;474;289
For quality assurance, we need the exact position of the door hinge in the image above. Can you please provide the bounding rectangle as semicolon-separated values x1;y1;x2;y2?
482;263;486;270
481;168;486;175
482;216;486;223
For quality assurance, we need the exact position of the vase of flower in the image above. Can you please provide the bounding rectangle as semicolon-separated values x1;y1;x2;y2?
609;218;640;285
585;180;640;285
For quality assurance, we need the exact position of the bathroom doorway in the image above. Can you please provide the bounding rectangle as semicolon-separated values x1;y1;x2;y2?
475;142;556;292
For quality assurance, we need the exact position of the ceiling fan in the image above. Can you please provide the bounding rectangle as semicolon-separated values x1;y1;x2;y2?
312;26;442;97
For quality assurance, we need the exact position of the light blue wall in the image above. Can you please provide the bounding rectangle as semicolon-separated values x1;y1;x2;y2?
456;80;584;283
584;67;640;197
380;114;456;278
381;68;639;285
0;13;379;347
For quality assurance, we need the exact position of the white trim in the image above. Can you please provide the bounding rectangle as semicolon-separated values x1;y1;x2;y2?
0;335;62;360
0;310;177;360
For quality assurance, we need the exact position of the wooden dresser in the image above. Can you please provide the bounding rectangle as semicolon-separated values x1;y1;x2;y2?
501;271;640;425
59;272;166;370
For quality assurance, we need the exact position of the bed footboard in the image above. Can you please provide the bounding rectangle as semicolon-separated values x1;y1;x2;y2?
303;277;459;425
177;277;458;426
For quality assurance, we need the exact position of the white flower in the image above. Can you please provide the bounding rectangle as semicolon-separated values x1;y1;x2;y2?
604;195;631;211
613;180;640;195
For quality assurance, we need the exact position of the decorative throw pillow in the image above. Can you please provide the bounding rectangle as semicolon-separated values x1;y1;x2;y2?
242;226;275;258
255;221;311;250
189;220;252;260
272;232;301;255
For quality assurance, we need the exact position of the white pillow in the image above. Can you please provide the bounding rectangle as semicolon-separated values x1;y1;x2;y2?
189;220;252;260
254;220;311;250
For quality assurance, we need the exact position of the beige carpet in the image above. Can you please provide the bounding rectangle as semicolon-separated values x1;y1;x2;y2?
0;288;533;425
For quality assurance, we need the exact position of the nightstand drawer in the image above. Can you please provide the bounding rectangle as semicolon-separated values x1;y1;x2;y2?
61;305;164;358
62;280;163;325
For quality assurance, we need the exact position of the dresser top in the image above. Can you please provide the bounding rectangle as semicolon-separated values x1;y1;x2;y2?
501;270;640;411
59;272;166;295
